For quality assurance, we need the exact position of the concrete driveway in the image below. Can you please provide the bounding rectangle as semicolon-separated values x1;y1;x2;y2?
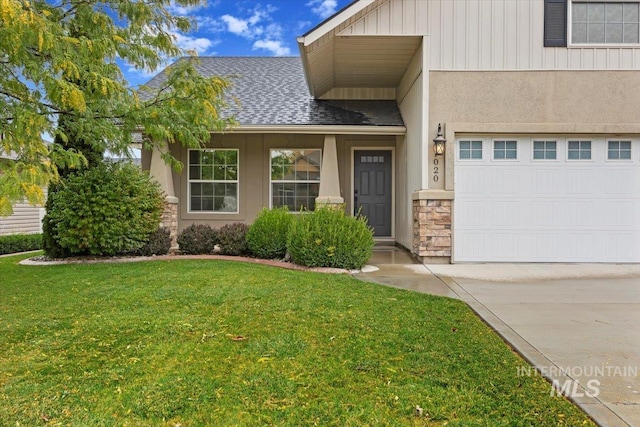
428;264;640;427
358;252;640;427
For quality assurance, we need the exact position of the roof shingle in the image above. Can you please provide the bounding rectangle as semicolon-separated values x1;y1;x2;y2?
142;56;404;128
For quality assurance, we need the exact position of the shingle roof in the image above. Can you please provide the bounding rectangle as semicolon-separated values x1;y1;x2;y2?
142;56;404;127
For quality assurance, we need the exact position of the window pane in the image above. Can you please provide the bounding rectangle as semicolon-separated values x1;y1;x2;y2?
191;197;201;211
548;149;557;159
534;141;544;150
213;165;225;180
573;2;587;21
471;141;482;150
533;150;544;160
568;150;579;160
608;149;620;159
506;141;517;150
569;141;579;150
606;23;623;42
588;3;605;22
460;150;471;159
625;3;639;22
191;183;202;196
471;149;482;159
573;23;588;42
189;150;200;164
201;166;214;180
505;150;517;159
588;23;606;42
624;23;639;42
189;165;200;180
460;141;470;150
606;3;623;23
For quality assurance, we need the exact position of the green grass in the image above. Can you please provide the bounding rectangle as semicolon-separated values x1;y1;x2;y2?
0;254;594;426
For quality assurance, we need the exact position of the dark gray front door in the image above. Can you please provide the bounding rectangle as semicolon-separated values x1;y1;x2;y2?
354;150;392;236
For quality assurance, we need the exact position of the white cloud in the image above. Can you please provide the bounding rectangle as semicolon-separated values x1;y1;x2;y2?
172;32;217;55
220;8;268;39
252;40;291;56
167;1;200;16
306;0;338;19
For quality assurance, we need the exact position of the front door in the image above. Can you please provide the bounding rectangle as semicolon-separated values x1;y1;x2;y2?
354;150;392;236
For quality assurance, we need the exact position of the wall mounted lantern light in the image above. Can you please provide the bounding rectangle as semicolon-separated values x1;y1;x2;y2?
433;123;446;156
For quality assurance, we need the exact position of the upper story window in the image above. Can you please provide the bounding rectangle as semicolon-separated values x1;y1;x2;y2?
544;0;640;46
572;1;640;44
188;149;239;213
270;149;321;211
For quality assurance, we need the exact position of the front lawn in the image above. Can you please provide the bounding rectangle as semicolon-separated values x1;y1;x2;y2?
0;254;593;426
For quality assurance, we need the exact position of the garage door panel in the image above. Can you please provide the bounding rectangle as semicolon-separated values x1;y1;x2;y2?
454;137;640;262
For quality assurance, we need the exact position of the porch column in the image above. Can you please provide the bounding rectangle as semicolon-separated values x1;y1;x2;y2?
149;142;179;251
316;135;344;207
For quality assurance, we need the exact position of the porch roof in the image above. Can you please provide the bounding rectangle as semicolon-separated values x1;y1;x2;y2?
142;56;405;130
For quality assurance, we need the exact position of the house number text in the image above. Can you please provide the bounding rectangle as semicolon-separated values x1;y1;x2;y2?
433;158;439;182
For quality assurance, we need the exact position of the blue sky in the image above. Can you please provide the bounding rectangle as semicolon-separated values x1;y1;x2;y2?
125;0;352;86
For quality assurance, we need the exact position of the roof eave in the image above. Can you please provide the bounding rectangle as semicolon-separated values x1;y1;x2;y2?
298;0;376;47
220;124;406;135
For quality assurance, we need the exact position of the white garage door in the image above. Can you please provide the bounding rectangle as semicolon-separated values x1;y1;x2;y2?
454;137;640;262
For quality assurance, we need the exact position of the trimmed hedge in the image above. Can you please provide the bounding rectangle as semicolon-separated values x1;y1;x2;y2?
246;207;293;259
43;163;164;257
137;227;172;256
217;223;249;256
0;233;43;255
287;206;374;270
177;224;217;255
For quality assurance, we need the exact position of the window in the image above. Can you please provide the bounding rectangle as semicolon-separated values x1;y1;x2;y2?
459;140;483;159
608;140;632;159
572;1;640;44
493;140;518;159
270;149;321;211
568;140;592;159
188;149;238;213
533;140;558;160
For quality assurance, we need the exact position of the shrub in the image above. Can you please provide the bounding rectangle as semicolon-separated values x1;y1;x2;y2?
287;206;374;270
246;207;293;259
43;163;164;257
217;222;249;256
137;227;172;256
177;224;217;255
0;233;43;255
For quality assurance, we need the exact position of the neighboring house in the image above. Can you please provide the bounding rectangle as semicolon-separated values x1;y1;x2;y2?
0;202;45;236
143;0;640;263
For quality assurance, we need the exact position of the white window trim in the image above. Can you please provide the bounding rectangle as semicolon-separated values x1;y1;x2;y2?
606;139;633;161
457;139;484;161
269;148;322;212
531;139;561;162
491;139;519;162
568;0;640;47
187;148;240;214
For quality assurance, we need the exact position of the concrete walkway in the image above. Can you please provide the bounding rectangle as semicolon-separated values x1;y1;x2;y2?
356;248;640;427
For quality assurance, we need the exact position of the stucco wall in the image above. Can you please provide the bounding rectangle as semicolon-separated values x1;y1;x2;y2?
428;70;640;191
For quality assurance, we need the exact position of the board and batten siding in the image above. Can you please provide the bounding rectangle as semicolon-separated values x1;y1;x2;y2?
0;203;45;236
337;0;640;70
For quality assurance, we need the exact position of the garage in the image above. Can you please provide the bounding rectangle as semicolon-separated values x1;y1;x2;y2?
454;137;640;263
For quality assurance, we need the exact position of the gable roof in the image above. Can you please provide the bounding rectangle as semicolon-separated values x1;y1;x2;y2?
142;56;404;130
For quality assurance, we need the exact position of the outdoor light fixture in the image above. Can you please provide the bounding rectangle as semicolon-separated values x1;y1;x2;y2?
433;123;446;156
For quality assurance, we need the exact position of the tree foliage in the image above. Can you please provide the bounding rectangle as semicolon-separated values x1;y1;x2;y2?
43;162;164;257
0;0;235;215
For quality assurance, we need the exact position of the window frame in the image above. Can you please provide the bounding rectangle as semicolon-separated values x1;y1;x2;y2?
269;148;322;212
568;0;640;46
458;140;484;161
607;139;633;160
492;139;519;161
187;148;240;214
567;140;593;160
532;140;559;161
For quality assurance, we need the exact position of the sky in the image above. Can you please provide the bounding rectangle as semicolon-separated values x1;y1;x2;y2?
124;0;352;86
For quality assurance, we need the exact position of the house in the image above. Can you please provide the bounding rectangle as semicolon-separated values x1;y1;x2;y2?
143;0;640;263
